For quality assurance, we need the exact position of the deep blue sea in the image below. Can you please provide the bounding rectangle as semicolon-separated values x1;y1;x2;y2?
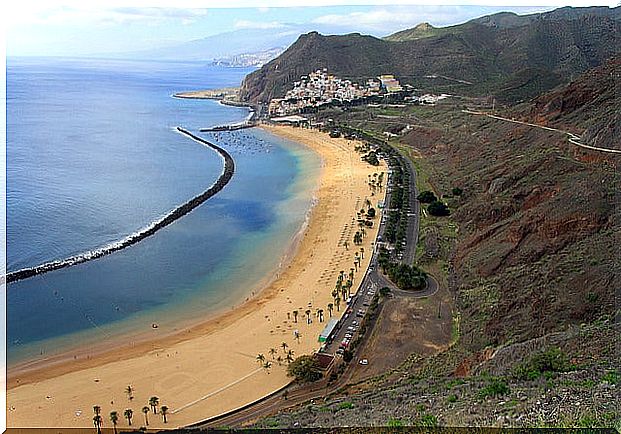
7;58;320;365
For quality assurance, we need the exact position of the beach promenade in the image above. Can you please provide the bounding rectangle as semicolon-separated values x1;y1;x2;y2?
7;126;386;429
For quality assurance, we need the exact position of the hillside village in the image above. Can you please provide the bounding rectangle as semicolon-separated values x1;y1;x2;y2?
268;69;422;116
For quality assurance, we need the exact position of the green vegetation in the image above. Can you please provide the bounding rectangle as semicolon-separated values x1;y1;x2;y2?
385;263;427;290
379;286;391;297
427;200;450;216
386;418;404;427
513;348;574;380
447;394;458;403
286;355;323;383
600;370;618;385
362;151;380;166
479;378;510;398
417;414;439;427
451;187;463;196
417;190;437;203
338;401;354;410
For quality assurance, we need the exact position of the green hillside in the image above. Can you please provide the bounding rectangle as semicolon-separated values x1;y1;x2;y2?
239;6;620;104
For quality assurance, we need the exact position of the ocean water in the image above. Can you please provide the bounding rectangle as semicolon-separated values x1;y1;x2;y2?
7;58;321;365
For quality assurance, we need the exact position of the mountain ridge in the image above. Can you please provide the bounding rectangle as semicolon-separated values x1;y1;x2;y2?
239;6;621;104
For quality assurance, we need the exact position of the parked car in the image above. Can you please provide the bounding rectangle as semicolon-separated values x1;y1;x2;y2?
359;359;369;365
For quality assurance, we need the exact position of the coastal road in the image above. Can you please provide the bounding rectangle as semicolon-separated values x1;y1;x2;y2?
190;135;436;429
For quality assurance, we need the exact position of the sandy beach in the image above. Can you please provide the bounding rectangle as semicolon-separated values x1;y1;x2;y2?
7;125;387;429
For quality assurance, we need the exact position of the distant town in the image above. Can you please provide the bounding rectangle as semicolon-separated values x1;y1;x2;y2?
268;68;447;116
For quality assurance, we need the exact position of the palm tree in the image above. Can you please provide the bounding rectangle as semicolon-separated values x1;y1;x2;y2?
93;415;103;434
360;247;365;259
256;353;266;365
285;349;295;364
335;296;341;311
276;355;283;366
149;396;159;414
109;411;119;434
305;309;311;324
263;361;272;371
349;268;355;283
327;303;333;317
366;198;372;210
160;406;169;424
269;348;277;359
124;409;133;426
294;330;301;343
292;310;298;323
125;385;134;401
93;405;101;416
281;342;288;353
141;406;150;426
344;240;349;250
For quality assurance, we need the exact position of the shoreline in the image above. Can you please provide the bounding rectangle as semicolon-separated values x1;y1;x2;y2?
7;129;321;382
8;125;385;429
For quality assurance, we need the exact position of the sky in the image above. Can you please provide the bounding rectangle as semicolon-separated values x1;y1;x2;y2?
5;0;617;57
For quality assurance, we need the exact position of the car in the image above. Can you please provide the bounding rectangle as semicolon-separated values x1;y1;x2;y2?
347;326;355;332
336;349;344;355
359;359;369;365
352;321;358;326
345;333;353;339
341;340;350;348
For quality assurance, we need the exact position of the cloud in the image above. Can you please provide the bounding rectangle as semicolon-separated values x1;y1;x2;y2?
311;6;498;34
234;19;285;29
110;7;209;18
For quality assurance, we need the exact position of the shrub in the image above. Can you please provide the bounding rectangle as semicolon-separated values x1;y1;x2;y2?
386;263;427;290
338;401;354;410
342;350;353;363
387;418;404;427
417;190;437;203
601;370;618;385
479;378;510;398
514;348;573;380
418;414;438;427
452;187;463;196
427;200;450;216
379;286;391;297
366;207;376;218
286;355;323;382
447;394;458;403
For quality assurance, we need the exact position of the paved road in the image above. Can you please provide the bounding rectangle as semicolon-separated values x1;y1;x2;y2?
189;136;437;429
463;109;621;155
322;147;437;356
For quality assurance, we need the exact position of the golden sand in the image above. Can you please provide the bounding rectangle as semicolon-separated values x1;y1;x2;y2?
7;125;386;429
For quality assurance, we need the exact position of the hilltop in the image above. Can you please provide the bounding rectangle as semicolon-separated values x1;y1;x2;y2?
239;6;620;104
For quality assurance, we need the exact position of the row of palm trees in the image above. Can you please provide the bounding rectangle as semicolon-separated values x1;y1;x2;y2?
256;342;296;371
92;395;169;433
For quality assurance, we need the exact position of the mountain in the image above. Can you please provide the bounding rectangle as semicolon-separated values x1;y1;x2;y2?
111;25;308;61
524;56;620;151
212;47;285;68
472;5;621;29
247;58;620;431
239;6;620;104
383;22;444;41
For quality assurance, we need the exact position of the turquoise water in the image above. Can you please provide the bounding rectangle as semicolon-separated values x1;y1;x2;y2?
7;58;320;365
